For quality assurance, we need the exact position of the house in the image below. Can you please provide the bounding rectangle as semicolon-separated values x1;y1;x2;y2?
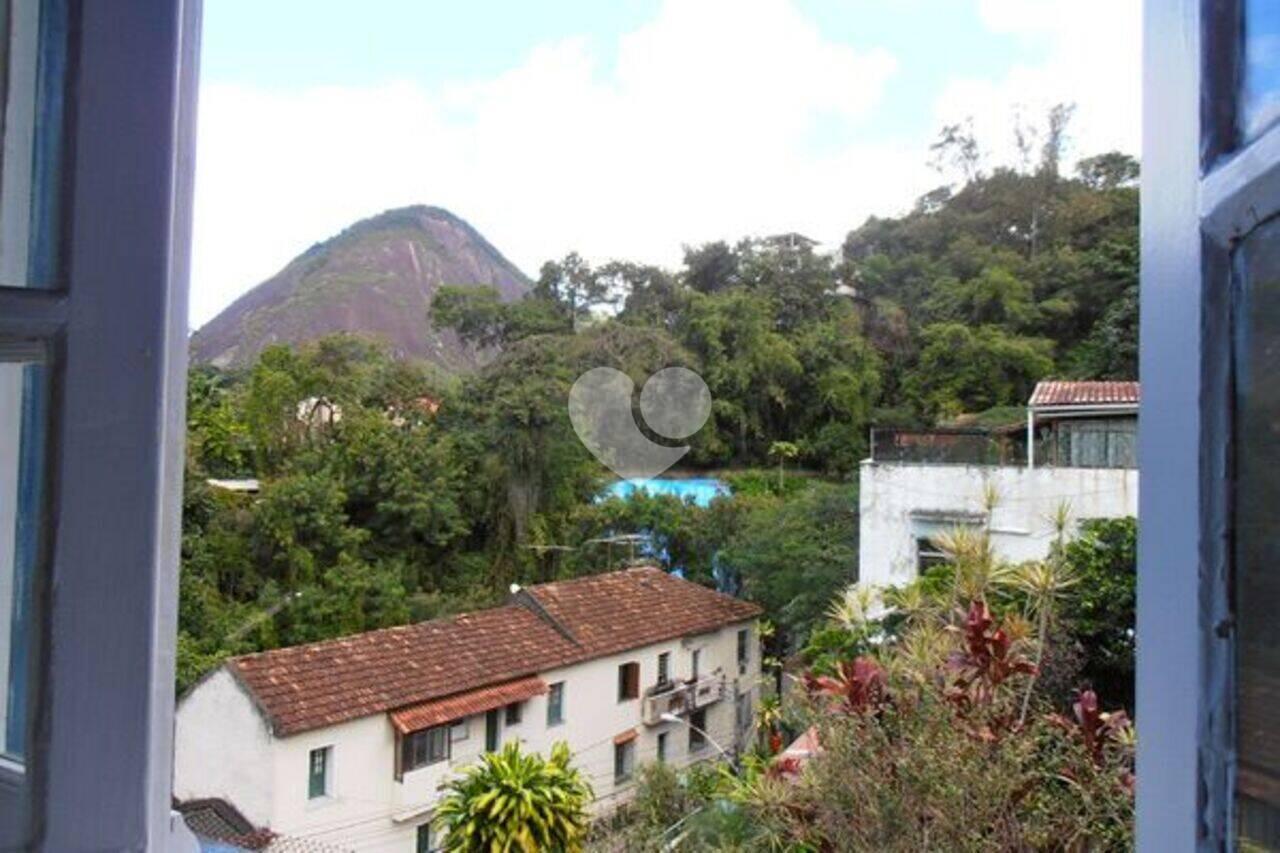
174;567;761;852
858;380;1139;590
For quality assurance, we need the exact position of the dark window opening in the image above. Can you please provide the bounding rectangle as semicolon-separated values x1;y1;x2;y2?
618;661;640;701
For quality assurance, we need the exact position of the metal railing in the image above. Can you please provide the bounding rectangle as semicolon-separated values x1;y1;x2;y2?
869;427;1024;466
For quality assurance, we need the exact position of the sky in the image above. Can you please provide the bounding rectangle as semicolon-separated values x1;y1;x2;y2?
189;0;1140;328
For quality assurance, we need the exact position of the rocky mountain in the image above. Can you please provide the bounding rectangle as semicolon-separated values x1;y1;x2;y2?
190;206;530;372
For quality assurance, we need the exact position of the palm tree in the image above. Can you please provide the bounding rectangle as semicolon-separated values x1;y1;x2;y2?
434;741;593;852
768;440;799;492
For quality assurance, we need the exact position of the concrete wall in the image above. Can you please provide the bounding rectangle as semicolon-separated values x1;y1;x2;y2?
176;619;757;852
858;461;1139;589
174;669;275;827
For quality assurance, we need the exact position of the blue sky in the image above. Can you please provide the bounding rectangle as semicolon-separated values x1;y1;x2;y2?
191;0;1138;327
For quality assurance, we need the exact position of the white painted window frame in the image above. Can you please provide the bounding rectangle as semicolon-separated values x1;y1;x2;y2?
1141;0;1280;849
0;0;202;848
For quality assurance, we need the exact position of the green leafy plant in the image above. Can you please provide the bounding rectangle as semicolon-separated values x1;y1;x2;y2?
435;741;593;852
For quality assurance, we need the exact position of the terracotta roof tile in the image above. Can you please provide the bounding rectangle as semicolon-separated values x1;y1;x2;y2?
226;567;760;736
389;676;546;734
1029;380;1139;408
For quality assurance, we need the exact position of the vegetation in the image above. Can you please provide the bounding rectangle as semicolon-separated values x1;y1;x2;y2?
597;518;1137;851
434;741;593;852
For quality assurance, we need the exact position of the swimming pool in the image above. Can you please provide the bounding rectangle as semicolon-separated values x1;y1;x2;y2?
601;477;729;508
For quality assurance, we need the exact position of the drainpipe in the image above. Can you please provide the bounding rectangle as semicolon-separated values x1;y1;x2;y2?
1026;408;1035;470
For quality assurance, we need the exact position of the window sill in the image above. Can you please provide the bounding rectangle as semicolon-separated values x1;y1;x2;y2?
306;794;338;811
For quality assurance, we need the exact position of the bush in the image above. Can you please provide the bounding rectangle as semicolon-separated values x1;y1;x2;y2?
435;741;593;851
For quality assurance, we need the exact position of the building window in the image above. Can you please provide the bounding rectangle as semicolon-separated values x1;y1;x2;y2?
691;648;702;680
450;718;469;742
505;701;522;726
485;709;501;753
1233;214;1280;845
308;746;331;799
402;726;449;773
916;536;949;576
547;681;565;726
689;709;708;753
656;731;668;763
614;740;635;782
618;661;640;701
657;651;670;686
417;822;435;853
0;360;47;765
737;629;750;675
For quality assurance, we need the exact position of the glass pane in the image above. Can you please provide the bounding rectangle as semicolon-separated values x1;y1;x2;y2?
1;356;46;765
1242;0;1280;143
1233;216;1280;848
0;0;69;290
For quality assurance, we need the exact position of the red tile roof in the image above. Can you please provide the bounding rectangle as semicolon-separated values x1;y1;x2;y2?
389;676;546;734
1028;380;1140;408
225;567;760;736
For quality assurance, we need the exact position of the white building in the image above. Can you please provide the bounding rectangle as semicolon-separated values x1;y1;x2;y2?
174;567;761;852
859;381;1140;590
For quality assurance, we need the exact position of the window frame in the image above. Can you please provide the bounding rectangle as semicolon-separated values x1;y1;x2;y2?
546;681;565;727
505;701;522;726
657;651;670;686
736;628;750;674
402;726;450;774
613;739;635;783
1142;0;1258;847
617;661;640;702
0;0;202;848
688;709;708;753
307;746;331;800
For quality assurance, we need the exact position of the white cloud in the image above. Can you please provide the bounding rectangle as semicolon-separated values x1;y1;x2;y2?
933;0;1140;172
189;0;918;328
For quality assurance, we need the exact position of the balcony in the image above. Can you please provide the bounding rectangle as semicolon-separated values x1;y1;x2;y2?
641;673;725;726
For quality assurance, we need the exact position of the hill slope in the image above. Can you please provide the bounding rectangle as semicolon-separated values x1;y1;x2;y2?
191;206;530;372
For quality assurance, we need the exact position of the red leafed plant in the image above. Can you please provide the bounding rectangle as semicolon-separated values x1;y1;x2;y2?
945;600;1036;710
804;656;887;716
1051;690;1133;768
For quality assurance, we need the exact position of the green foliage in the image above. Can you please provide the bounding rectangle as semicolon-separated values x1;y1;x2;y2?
720;484;857;649
904;323;1054;418
1060;518;1137;709
435;741;593;852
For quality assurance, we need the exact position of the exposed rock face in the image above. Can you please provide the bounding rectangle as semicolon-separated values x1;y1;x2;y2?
191;206;530;372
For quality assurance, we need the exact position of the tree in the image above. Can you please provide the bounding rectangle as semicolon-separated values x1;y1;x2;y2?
431;285;566;348
721;484;857;650
768;441;799;492
533;252;613;330
1076;152;1139;191
434;741;593;852
904;323;1054;418
682;241;739;294
1060;517;1137;709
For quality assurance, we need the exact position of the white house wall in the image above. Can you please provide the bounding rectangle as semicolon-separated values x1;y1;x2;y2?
173;668;275;827
858;461;1139;590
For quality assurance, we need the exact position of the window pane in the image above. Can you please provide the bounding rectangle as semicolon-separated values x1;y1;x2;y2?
1233;216;1280;848
1;356;47;766
1244;0;1280;143
0;0;70;290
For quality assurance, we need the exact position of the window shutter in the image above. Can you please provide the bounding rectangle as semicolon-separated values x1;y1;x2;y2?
394;730;403;782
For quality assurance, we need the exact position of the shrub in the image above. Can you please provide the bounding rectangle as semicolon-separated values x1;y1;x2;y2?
435;741;593;852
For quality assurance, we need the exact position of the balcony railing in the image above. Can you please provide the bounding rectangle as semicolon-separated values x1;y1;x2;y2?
641;673;725;726
870;428;1022;466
